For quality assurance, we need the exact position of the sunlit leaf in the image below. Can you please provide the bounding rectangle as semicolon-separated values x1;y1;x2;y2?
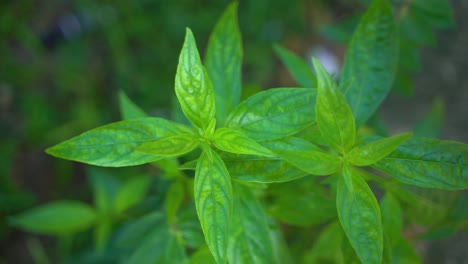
212;128;274;157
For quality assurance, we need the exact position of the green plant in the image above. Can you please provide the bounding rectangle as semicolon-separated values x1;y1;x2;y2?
11;1;467;263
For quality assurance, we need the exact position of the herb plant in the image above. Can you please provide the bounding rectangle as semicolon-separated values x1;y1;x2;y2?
11;0;467;263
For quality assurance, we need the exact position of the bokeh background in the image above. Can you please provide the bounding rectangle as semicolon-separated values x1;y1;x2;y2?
1;0;467;263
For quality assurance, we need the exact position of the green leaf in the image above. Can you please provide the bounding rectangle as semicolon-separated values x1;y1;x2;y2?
273;44;316;88
339;0;398;127
337;167;383;264
225;88;316;141
190;246;217;264
348;133;412;166
212;128;274;157
195;148;232;263
137;134;199;157
223;153;308;183
46;117;192;167
303;221;344;264
380;192;402;246
314;58;356;154
165;180;185;224
10;201;96;235
268;178;336;226
205;2;242;125
413;97;444;138
118;90;147;120
228;183;275;264
372;137;468;190
115;175;152;214
115;212;165;250
264;137;341;175
176;28;215;130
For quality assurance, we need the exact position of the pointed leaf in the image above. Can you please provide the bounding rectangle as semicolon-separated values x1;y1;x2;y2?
339;0;398;127
372;137;468;190
314;58;355;154
264;137;341;175
205;2;242;125
46;118;191;167
337;167;383;264
137;134;199;157
348;133;412;166
273;44;316;88
176;28;215;129
228;183;275;264
212;128;274;157
225;88;316;141
195;148;232;263
10;201;96;235
118;90;147;120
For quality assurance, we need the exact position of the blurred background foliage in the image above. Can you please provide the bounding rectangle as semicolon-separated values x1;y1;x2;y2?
1;0;467;263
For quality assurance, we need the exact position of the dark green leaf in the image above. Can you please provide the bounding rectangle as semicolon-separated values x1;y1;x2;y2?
223;153;308;183
205;2;242;125
10;201;96;235
413;97;444;138
212;128;274;157
372;137;468;190
195;148;232;263
165;180;185;224
190;246;217;264
380;192;402;246
118;90;147;120
339;0;398;127
137;134;199;157
115;175;152;214
348;133;412;166
46;118;191;167
264;137;341;176
337;167;383;264
228;183;275;264
273;44;316;88
303;222;344;263
225;88;316;141
176;28;215;130
314;58;355;154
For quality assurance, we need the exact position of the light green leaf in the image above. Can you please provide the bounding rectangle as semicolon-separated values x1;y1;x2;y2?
264;137;341;176
165;180;185;224
205;2;242;125
348;133;412;166
273;44;316;88
337;167;383;264
118;90;147;120
225;88;316;141
222;153;308;183
342;164;354;194
195;148;232;263
380;192;402;246
314;58;356;154
303;221;344;264
137;134;199;157
228;183;275;264
176;28;215;130
372;137;468;190
46;117;192;167
212;128;274;157
10;201;96;235
339;0;398;127
115;175;152;214
190;246;217;264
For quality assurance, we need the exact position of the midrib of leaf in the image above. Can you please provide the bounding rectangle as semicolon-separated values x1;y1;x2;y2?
330;106;346;153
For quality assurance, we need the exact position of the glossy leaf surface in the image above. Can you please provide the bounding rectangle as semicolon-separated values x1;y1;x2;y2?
314;59;355;154
212;128;274;157
137;134;199;157
225;88;316;141
10;201;96;235
46;118;191;167
348;133;411;166
205;2;242;125
337;167;383;264
372;137;468;190
195;148;232;263
228;183;275;264
339;0;398;127
175;28;215;129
